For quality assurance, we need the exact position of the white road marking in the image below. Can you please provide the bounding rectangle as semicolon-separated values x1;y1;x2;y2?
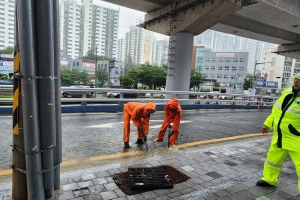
87;120;191;128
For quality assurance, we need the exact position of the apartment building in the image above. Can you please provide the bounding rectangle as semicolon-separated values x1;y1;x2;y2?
262;51;300;90
60;0;119;59
0;0;15;50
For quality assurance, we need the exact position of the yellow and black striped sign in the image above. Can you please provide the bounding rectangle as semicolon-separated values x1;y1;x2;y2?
13;52;20;135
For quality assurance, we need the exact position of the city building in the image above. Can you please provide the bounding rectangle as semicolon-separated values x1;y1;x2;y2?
96;60;124;86
60;0;119;59
72;58;96;77
191;46;212;73
194;30;273;74
116;38;125;62
152;39;169;66
201;52;248;92
0;0;15;50
262;51;300;91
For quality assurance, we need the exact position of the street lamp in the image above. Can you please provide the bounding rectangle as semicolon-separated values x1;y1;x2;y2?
253;60;273;88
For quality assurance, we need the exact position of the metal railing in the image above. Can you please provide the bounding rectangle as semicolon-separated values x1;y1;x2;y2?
0;85;278;105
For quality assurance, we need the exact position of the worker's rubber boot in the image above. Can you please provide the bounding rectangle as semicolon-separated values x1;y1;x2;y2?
124;142;131;148
135;139;144;144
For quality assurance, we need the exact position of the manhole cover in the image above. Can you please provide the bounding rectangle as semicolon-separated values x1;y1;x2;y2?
130;167;173;190
112;165;190;195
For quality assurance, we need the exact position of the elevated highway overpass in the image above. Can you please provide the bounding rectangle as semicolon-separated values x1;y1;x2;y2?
103;0;300;59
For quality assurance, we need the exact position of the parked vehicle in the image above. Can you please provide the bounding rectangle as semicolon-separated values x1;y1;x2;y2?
145;93;165;98
62;85;93;98
202;91;219;99
106;92;139;98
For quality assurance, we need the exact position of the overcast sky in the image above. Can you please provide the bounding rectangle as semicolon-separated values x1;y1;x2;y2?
69;0;167;40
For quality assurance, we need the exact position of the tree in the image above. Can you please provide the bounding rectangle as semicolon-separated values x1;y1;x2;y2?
95;68;108;87
138;64;166;89
126;67;140;89
119;75;134;88
189;68;205;91
0;73;8;80
0;46;14;54
81;49;110;61
213;82;220;87
243;73;255;90
61;69;90;86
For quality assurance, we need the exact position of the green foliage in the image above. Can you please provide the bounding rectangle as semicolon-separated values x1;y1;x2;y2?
119;75;134;88
81;49;110;61
138;64;166;89
60;69;90;86
0;46;14;54
243;73;255;90
213;82;221;87
200;89;210;92
189;68;205;91
0;73;9;80
95;68;108;87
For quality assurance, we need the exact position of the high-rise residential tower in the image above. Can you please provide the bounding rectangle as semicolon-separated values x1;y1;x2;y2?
0;0;15;50
60;0;119;59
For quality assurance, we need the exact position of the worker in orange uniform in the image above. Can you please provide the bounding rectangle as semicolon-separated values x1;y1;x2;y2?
154;98;182;146
123;102;156;148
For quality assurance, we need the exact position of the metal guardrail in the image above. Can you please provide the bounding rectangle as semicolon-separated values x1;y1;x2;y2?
0;85;278;105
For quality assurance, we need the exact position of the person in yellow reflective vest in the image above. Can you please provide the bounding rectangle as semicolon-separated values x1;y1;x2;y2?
257;73;300;191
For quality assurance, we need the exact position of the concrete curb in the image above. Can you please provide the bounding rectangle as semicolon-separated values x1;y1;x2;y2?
0;104;272;115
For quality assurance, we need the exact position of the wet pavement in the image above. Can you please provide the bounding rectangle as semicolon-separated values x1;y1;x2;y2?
0;109;299;199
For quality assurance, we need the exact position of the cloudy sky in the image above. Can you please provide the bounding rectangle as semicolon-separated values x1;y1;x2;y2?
70;0;167;40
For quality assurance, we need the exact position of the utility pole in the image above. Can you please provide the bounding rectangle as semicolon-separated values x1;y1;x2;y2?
253;60;273;89
108;59;115;87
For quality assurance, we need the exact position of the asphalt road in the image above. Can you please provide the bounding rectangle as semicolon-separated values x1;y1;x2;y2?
0;109;271;173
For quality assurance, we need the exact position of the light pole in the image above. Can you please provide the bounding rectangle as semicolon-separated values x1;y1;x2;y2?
253;60;273;89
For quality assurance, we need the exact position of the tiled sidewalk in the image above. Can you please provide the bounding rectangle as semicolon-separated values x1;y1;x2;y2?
1;136;299;200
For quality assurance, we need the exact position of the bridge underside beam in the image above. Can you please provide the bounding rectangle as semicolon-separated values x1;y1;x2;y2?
212;14;300;45
273;44;300;60
138;0;247;36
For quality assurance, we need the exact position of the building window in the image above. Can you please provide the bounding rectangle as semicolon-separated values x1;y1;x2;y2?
210;66;215;70
224;66;229;70
233;58;238;62
224;74;228;79
232;66;237;71
239;66;244;71
219;58;224;62
77;62;79;66
218;66;222;70
209;74;214;78
225;58;231;62
204;66;209;70
217;74;222;78
240;58;245;62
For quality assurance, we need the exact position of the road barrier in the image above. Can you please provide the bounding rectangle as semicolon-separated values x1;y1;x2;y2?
0;85;276;114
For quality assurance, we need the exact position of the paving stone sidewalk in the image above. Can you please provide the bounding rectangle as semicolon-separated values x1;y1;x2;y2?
1;136;299;200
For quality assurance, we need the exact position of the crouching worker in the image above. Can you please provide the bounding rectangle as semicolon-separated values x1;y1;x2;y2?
154;98;182;147
256;73;300;191
123;102;156;148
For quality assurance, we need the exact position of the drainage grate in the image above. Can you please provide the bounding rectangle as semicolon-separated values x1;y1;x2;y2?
129;167;173;190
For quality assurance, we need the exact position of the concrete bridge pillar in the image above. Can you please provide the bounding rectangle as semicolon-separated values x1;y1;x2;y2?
165;32;193;99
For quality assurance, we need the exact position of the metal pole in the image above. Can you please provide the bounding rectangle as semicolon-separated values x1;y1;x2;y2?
35;0;56;198
12;1;27;198
53;0;62;191
18;0;46;199
253;60;257;89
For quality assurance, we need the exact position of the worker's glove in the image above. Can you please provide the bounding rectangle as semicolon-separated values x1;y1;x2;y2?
168;131;174;138
138;125;143;132
143;135;147;142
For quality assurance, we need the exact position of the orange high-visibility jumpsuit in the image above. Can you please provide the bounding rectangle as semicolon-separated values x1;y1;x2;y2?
157;98;182;145
123;102;156;143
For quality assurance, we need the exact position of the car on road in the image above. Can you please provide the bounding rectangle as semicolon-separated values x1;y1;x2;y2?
145;93;165;98
106;92;139;98
62;85;93;98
